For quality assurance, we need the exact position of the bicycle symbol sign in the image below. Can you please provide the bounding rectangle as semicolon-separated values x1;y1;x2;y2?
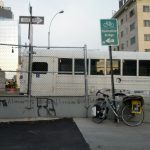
103;21;115;29
100;19;119;46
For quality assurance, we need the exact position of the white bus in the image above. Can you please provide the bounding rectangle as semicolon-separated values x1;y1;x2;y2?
19;48;150;96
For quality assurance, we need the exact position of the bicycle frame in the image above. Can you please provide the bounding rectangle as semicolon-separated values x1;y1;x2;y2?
105;97;119;118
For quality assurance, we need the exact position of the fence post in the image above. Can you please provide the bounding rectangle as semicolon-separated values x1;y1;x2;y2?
84;44;89;117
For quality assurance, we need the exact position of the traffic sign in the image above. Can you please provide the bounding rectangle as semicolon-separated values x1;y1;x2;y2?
19;16;44;24
100;19;119;46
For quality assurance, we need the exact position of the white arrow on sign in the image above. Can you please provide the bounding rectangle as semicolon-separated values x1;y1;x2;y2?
32;17;43;24
19;16;44;24
106;38;114;43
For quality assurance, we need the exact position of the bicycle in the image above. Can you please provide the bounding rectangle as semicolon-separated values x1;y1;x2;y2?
91;90;144;126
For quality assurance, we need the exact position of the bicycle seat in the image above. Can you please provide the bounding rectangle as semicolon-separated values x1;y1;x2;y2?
115;93;126;97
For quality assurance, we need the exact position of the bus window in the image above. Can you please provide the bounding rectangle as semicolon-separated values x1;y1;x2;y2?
139;60;150;76
58;58;72;74
106;59;120;75
32;62;48;74
90;59;105;75
123;60;137;76
75;59;88;75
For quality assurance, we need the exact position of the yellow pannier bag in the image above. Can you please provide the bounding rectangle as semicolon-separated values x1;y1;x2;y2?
132;100;142;114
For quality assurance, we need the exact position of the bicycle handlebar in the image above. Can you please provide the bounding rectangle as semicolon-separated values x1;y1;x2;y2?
96;90;126;98
96;90;109;98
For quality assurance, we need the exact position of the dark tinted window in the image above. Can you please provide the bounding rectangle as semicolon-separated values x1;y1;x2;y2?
130;36;136;45
139;60;150;76
123;60;137;76
32;62;48;74
129;9;135;17
75;59;88;75
130;22;135;31
58;58;72;74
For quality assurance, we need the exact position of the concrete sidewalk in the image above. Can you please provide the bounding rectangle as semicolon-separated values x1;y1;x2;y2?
74;118;150;150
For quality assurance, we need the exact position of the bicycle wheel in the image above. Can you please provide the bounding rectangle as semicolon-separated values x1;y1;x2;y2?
92;101;108;124
121;104;144;126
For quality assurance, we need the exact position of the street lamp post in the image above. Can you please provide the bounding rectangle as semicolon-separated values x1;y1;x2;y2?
48;10;64;49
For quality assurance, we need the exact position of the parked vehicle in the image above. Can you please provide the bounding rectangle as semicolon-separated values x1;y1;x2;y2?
20;49;150;96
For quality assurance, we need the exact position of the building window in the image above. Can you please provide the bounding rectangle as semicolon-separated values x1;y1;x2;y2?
129;9;135;18
144;34;150;41
143;5;150;12
119;0;123;8
32;62;48;74
139;60;150;76
130;22;135;31
145;49;150;52
90;59;105;75
130;36;136;45
126;27;128;34
125;14;128;21
126;40;128;47
121;43;124;50
144;20;150;27
121;18;123;25
58;58;72;74
121;31;124;37
106;59;120;75
75;59;88;75
123;60;137;76
117;46;120;51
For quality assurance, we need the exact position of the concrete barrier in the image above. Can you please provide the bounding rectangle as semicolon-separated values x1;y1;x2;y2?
0;96;149;123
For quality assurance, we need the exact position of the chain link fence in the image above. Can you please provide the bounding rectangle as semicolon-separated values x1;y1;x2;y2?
0;44;90;97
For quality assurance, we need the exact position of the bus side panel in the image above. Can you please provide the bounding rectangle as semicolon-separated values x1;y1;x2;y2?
31;57;54;96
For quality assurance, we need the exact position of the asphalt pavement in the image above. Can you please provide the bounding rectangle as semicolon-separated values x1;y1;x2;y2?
74;118;150;150
0;118;90;150
0;118;150;150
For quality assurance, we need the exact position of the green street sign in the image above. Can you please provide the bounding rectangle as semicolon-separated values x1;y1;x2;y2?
100;19;119;46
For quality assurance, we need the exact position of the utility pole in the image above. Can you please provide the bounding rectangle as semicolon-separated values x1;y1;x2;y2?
27;4;33;108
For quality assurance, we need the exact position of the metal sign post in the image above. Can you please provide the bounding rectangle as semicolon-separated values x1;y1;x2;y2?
19;6;44;109
109;45;115;100
100;19;119;113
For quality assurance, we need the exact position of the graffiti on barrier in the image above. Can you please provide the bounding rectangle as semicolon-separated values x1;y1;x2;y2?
0;100;7;107
37;97;56;117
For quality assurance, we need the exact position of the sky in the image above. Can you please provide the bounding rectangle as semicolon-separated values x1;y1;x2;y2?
4;0;119;50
